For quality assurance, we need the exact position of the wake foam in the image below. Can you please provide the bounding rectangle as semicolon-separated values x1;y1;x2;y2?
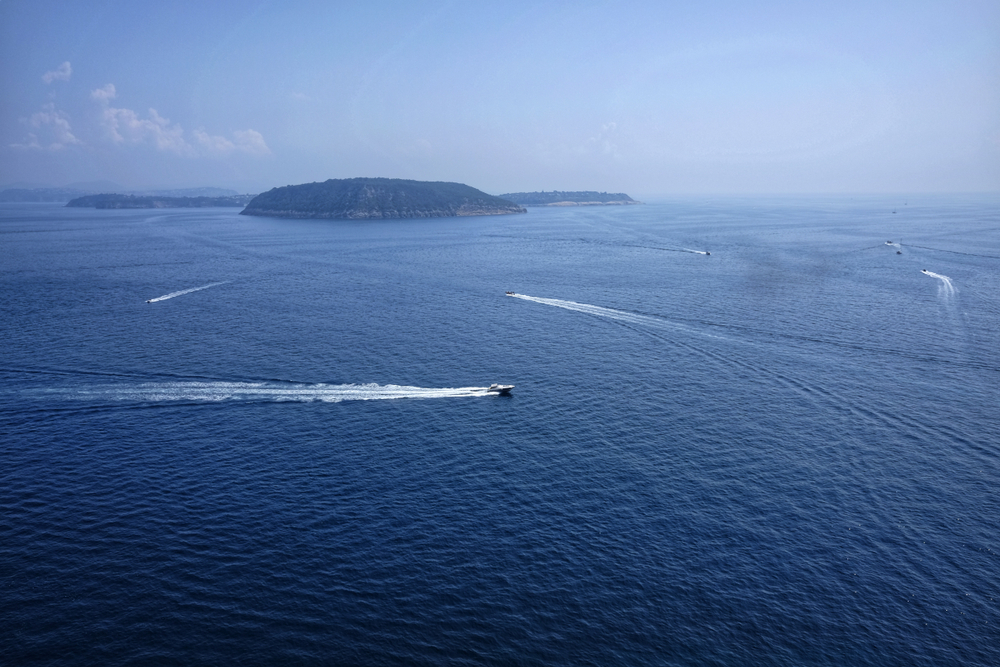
147;281;229;303
587;239;710;256
920;270;956;297
67;382;499;404
903;243;1000;260
511;294;725;339
625;242;709;255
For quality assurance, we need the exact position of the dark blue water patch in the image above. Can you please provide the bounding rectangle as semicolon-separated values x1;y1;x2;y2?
1;199;998;665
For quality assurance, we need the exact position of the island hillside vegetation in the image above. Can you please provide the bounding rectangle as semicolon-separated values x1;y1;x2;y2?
241;178;525;219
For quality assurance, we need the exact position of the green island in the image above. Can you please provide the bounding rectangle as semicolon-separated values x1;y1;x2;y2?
240;178;525;219
66;194;255;209
498;191;639;206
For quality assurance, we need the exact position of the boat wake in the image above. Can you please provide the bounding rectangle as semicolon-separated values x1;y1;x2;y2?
507;292;1000;372
54;381;503;404
579;238;710;256
510;294;726;339
903;243;1000;260
920;270;956;297
624;242;709;255
147;281;229;303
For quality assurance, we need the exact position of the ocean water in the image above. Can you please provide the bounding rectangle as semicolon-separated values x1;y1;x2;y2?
2;197;998;665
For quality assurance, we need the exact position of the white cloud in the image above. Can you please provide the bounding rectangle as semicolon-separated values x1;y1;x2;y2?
42;61;72;84
195;128;271;155
582;122;620;158
194;129;235;152
100;106;192;155
90;83;117;101
91;83;270;157
232;129;270;155
92;83;191;154
11;103;80;150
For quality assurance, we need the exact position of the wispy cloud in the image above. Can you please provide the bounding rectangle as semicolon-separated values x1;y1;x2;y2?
90;83;117;102
194;128;271;155
42;61;72;84
193;129;234;153
101;106;192;155
11;103;81;150
578;122;621;160
91;84;269;157
231;129;270;155
91;85;189;153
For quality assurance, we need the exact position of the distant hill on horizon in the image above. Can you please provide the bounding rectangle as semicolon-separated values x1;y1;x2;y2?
63;180;126;192
242;178;526;219
2;186;242;203
0;187;94;203
127;187;241;198
66;193;254;209
499;191;639;206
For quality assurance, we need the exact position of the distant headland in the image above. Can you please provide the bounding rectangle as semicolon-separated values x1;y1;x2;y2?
241;178;526;219
498;191;639;206
2;186;243;203
66;193;255;209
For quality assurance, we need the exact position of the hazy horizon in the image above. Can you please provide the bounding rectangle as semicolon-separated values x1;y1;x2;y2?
3;1;998;196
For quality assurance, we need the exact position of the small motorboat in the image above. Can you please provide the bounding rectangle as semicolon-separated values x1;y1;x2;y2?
505;291;516;296
705;251;710;255
896;250;902;254
486;383;514;395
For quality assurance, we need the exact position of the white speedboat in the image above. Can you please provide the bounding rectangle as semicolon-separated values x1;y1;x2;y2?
486;383;514;395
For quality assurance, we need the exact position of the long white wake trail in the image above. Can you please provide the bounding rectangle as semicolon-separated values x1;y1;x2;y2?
68;382;498;404
511;294;725;339
147;281;230;303
920;270;956;297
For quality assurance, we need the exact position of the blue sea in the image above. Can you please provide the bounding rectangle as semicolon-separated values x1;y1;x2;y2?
2;196;998;665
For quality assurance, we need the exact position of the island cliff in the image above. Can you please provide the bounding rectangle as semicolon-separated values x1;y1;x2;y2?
241;178;526;219
499;191;639;206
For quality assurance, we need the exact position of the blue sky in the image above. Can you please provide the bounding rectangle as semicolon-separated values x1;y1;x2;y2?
2;0;998;195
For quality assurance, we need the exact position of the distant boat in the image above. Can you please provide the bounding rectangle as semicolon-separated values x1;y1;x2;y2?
505;291;516;296
896;250;902;254
486;384;514;395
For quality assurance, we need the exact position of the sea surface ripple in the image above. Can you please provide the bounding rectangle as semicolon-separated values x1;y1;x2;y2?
2;197;998;665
